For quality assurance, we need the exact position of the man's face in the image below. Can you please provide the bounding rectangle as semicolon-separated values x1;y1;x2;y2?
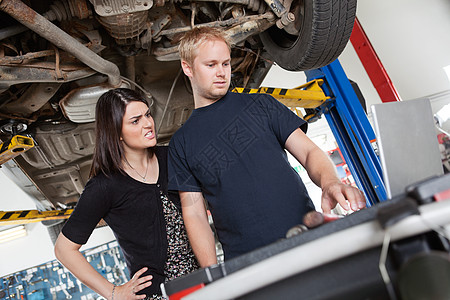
183;39;231;105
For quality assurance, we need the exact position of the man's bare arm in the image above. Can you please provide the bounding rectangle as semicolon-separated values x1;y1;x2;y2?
180;191;217;267
285;128;366;213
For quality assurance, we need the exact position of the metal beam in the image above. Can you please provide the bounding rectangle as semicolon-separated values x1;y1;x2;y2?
0;209;73;225
350;17;401;103
232;79;330;108
306;59;387;205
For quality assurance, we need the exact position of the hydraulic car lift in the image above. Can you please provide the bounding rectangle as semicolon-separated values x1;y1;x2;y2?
0;134;34;165
233;78;330;122
305;59;388;205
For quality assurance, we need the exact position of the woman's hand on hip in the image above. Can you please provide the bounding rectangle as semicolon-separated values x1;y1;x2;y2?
114;267;153;299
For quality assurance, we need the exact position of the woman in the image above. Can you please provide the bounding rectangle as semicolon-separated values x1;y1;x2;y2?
54;88;198;300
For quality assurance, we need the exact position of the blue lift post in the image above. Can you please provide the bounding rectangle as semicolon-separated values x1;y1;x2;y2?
305;59;387;206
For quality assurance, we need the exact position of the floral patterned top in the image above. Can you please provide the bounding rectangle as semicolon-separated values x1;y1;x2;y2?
146;193;199;300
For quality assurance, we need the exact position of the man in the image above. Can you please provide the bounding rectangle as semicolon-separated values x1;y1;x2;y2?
168;27;366;267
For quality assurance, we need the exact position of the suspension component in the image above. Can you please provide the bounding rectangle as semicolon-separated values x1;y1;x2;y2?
92;0;153;45
43;0;92;21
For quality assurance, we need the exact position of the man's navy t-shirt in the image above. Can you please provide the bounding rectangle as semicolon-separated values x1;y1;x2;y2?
168;92;315;259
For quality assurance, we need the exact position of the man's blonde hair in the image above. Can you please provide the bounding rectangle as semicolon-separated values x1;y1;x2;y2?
178;27;231;66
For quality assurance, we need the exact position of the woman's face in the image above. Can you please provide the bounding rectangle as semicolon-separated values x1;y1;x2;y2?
120;101;156;153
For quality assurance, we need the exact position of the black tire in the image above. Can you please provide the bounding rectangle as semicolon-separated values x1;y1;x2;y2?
260;0;357;71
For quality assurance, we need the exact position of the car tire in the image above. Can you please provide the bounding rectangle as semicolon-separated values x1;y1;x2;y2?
260;0;357;71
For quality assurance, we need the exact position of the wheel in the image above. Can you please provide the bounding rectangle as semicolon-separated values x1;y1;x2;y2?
260;0;357;71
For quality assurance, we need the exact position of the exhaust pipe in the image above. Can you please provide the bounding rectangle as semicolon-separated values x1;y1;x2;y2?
0;0;121;86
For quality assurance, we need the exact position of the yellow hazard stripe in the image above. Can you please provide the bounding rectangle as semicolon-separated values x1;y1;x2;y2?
232;79;330;109
0;209;73;225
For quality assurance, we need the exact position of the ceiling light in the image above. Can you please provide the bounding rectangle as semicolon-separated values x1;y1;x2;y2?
0;225;27;244
445;65;450;84
435;103;450;127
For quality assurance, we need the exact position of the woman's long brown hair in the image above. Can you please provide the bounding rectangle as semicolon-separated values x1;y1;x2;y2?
89;88;154;178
